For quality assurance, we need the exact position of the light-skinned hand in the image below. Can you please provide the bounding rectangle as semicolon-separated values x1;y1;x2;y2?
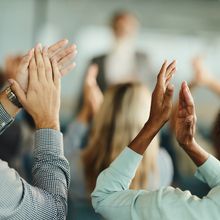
78;64;103;123
15;39;77;92
191;56;213;87
10;44;62;130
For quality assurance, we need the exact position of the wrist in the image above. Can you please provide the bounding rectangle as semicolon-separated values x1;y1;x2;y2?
129;120;159;155
35;117;60;131
180;138;197;151
0;89;20;118
181;138;209;166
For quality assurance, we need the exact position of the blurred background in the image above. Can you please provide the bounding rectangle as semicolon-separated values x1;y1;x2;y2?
1;0;220;127
1;0;220;219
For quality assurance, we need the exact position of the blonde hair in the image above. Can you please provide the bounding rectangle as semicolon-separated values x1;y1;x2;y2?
82;83;159;193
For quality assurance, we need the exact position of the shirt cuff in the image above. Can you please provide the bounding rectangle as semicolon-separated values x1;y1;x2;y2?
110;147;143;179
0;103;14;134
34;129;64;156
195;155;220;188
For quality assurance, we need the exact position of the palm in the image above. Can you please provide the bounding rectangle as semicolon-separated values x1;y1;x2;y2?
15;39;76;92
175;82;196;146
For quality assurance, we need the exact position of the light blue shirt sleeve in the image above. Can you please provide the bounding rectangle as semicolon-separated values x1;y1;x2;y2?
92;147;220;220
64;119;89;155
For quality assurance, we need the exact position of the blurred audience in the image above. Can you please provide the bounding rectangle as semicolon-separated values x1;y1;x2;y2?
64;64;173;219
92;61;220;220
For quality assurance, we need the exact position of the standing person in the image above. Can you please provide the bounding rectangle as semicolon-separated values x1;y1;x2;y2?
91;11;151;91
0;41;76;219
92;60;220;220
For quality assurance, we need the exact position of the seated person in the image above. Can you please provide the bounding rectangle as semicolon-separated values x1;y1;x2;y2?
92;61;220;220
64;64;174;219
0;40;76;219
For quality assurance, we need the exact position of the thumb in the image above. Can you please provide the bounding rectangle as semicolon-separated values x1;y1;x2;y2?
9;79;27;106
18;48;34;73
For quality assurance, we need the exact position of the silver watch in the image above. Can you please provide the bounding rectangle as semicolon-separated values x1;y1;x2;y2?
5;87;22;108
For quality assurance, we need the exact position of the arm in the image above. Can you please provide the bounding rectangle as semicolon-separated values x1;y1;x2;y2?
92;60;177;219
64;64;103;154
191;56;220;96
0;44;74;219
92;61;220;220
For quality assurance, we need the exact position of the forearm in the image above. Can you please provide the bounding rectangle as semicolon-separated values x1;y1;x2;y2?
92;147;142;214
182;139;209;167
129;120;159;155
32;129;70;218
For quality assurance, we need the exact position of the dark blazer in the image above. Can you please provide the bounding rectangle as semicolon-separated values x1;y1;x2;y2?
90;52;149;92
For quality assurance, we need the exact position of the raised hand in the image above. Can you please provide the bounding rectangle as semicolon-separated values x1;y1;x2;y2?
175;81;196;148
15;39;77;92
129;60;176;155
10;44;61;130
148;60;176;127
78;64;103;123
191;56;213;87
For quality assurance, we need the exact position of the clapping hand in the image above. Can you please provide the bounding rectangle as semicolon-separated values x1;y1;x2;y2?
15;39;77;92
175;81;197;149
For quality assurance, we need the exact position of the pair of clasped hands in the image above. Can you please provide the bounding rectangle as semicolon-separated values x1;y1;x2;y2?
7;39;77;131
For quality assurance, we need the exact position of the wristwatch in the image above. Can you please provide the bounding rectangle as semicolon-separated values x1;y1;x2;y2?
5;87;22;108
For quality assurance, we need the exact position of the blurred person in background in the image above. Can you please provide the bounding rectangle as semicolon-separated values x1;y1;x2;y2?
90;11;151;91
189;57;220;161
64;63;174;219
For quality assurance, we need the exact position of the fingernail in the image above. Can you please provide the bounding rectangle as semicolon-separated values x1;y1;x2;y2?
29;48;34;54
36;43;42;50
